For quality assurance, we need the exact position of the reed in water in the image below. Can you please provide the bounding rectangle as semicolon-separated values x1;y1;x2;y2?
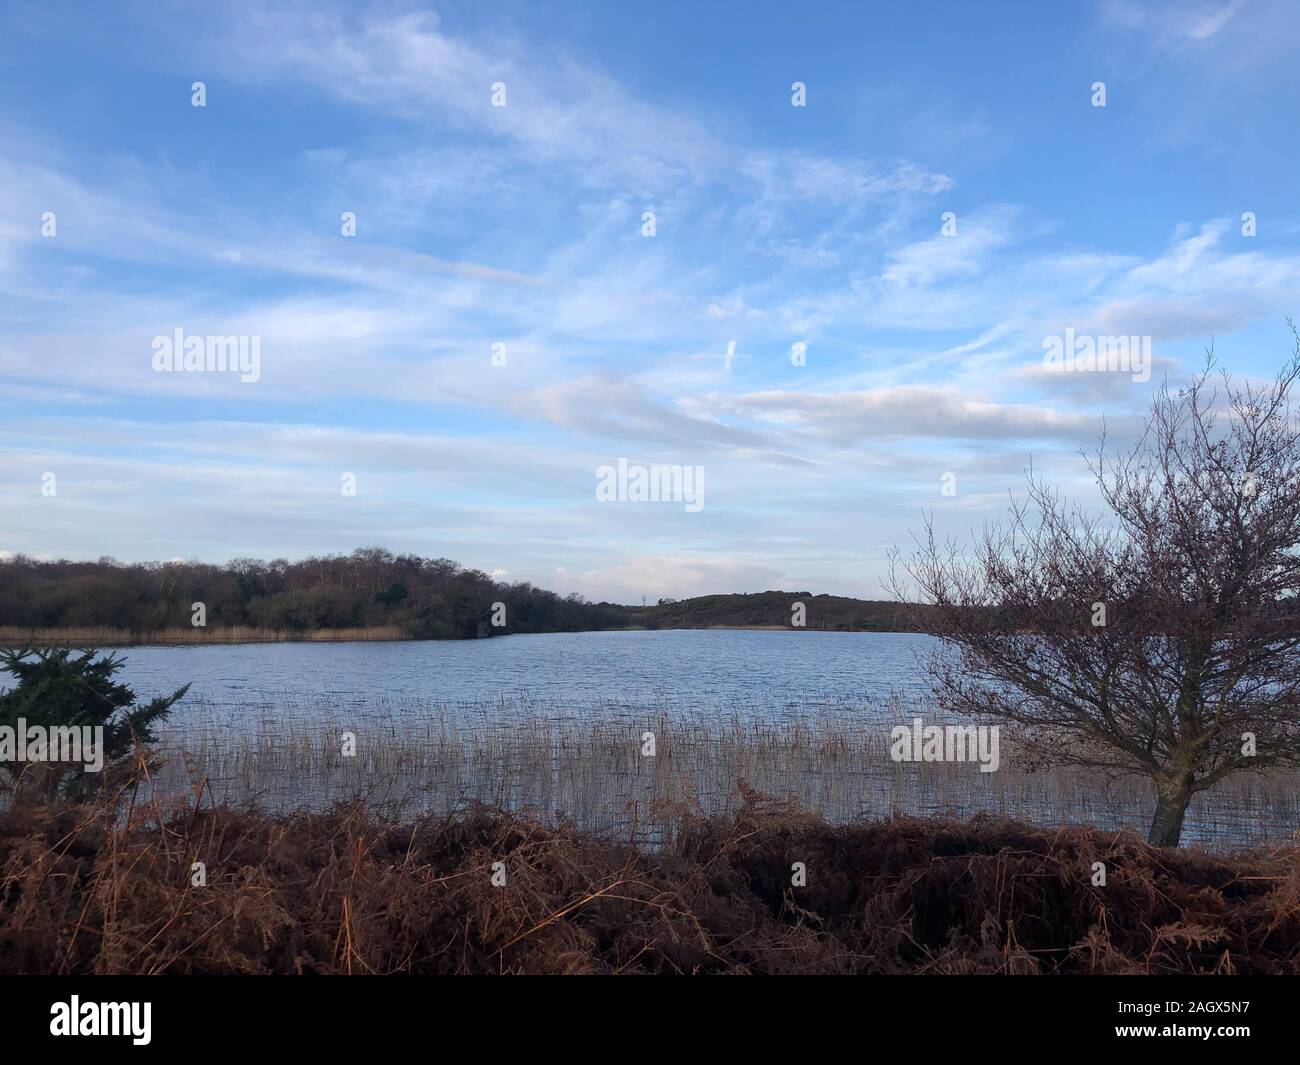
131;695;1300;851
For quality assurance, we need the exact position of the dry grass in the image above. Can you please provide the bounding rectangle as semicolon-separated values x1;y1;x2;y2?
2;789;1299;974
0;626;405;647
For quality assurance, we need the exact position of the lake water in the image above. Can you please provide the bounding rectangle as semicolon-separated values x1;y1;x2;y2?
10;630;1294;847
109;629;939;721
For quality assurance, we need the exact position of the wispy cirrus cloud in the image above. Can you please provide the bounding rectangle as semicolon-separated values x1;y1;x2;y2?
0;2;1298;600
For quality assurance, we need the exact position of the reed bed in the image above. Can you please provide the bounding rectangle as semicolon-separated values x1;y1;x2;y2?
0;625;405;647
135;696;1300;851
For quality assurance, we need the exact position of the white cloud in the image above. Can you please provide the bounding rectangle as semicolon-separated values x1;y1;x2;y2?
1101;0;1245;46
880;209;1017;287
558;555;787;603
729;386;1094;443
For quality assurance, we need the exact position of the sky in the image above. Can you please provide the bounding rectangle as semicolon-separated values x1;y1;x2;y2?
1;0;1299;604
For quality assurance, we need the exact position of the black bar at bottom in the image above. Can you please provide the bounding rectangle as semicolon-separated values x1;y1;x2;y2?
0;975;1288;1051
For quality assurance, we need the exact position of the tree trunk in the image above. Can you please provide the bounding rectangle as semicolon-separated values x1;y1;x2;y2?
1147;782;1193;847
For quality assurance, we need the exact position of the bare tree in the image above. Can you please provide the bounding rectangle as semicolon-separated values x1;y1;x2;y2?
895;333;1300;846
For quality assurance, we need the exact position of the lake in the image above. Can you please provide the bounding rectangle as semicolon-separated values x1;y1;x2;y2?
9;630;1294;847
109;629;939;722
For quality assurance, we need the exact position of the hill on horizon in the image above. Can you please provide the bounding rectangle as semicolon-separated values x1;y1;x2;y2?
630;591;920;632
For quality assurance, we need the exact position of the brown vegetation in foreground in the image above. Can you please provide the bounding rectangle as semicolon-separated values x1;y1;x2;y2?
2;792;1299;974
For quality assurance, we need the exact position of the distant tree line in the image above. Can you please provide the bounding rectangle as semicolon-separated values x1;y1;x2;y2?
639;591;921;632
0;547;630;638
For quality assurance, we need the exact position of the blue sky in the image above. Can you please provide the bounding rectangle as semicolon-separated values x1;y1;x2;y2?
2;0;1299;602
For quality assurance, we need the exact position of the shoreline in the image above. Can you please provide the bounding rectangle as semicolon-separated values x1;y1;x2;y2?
0;624;913;648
